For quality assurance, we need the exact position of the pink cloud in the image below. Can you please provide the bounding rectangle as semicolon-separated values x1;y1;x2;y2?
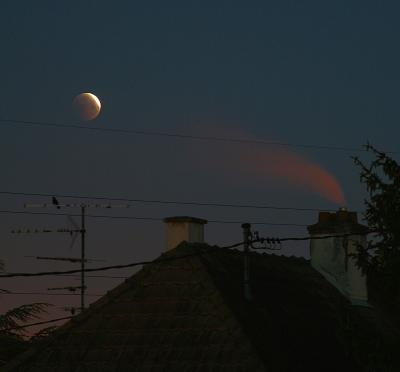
250;148;346;205
187;124;346;206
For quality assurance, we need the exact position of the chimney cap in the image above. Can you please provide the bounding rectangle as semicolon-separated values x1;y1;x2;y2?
308;209;369;234
163;216;208;225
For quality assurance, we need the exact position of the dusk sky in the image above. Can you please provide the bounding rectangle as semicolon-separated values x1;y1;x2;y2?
1;1;399;321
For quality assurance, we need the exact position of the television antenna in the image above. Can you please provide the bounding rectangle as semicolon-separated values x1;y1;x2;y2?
19;197;129;311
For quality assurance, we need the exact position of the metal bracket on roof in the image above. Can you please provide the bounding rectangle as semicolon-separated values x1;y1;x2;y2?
251;232;282;251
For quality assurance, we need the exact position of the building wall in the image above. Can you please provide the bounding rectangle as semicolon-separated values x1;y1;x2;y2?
188;223;204;244
310;233;368;305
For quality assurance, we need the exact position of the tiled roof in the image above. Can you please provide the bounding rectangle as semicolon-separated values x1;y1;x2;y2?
2;243;399;372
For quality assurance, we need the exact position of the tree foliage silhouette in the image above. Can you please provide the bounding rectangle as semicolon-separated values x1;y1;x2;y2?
353;143;400;312
0;259;50;366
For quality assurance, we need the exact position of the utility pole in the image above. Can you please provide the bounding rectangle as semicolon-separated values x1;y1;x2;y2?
23;200;129;312
241;223;252;301
80;205;85;311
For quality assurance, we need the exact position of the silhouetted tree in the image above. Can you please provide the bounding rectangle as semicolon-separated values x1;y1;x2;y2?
353;143;400;314
0;259;50;366
0;303;49;338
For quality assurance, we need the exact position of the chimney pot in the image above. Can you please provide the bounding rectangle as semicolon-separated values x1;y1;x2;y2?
163;216;207;251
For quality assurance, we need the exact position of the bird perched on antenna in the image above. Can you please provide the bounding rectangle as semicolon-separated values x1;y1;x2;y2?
52;196;60;209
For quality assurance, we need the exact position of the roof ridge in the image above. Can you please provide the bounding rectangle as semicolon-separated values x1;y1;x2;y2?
3;243;268;371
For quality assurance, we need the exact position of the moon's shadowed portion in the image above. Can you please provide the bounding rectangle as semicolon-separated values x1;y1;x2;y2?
73;93;101;121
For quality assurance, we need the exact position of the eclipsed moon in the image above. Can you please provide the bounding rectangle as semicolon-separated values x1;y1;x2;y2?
73;92;101;121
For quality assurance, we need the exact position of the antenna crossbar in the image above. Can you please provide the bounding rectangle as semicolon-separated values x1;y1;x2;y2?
24;256;105;263
24;203;130;209
18;199;128;313
12;228;81;234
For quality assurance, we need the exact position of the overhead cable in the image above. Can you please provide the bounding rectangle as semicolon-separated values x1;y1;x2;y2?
1;118;393;153
0;252;215;278
1;272;129;280
0;190;338;213
1;316;74;332
0;209;309;227
0;291;103;297
256;231;374;243
0;232;373;279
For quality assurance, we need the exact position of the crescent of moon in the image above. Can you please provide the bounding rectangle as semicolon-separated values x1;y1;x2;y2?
85;93;101;110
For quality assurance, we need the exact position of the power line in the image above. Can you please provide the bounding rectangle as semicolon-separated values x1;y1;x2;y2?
0;118;392;153
1;316;74;332
0;253;209;278
0;232;373;279
1;272;129;280
251;231;374;246
211;219;307;226
0;243;245;279
251;230;376;250
0;232;375;332
0;209;161;221
0;291;102;297
279;232;372;242
63;274;128;279
0;209;310;227
0;190;338;213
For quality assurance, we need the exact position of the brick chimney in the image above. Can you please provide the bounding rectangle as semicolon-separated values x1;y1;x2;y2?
163;216;208;251
307;208;370;306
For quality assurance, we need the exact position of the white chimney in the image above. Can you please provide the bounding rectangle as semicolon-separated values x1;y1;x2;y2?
163;216;208;251
307;209;370;306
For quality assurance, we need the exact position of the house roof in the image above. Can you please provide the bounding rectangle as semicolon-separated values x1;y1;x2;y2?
2;243;399;372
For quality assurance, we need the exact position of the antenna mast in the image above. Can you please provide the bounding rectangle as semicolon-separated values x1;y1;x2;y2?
80;204;85;310
23;199;129;312
241;223;252;301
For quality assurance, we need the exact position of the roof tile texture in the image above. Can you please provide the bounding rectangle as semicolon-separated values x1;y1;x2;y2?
4;243;398;371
